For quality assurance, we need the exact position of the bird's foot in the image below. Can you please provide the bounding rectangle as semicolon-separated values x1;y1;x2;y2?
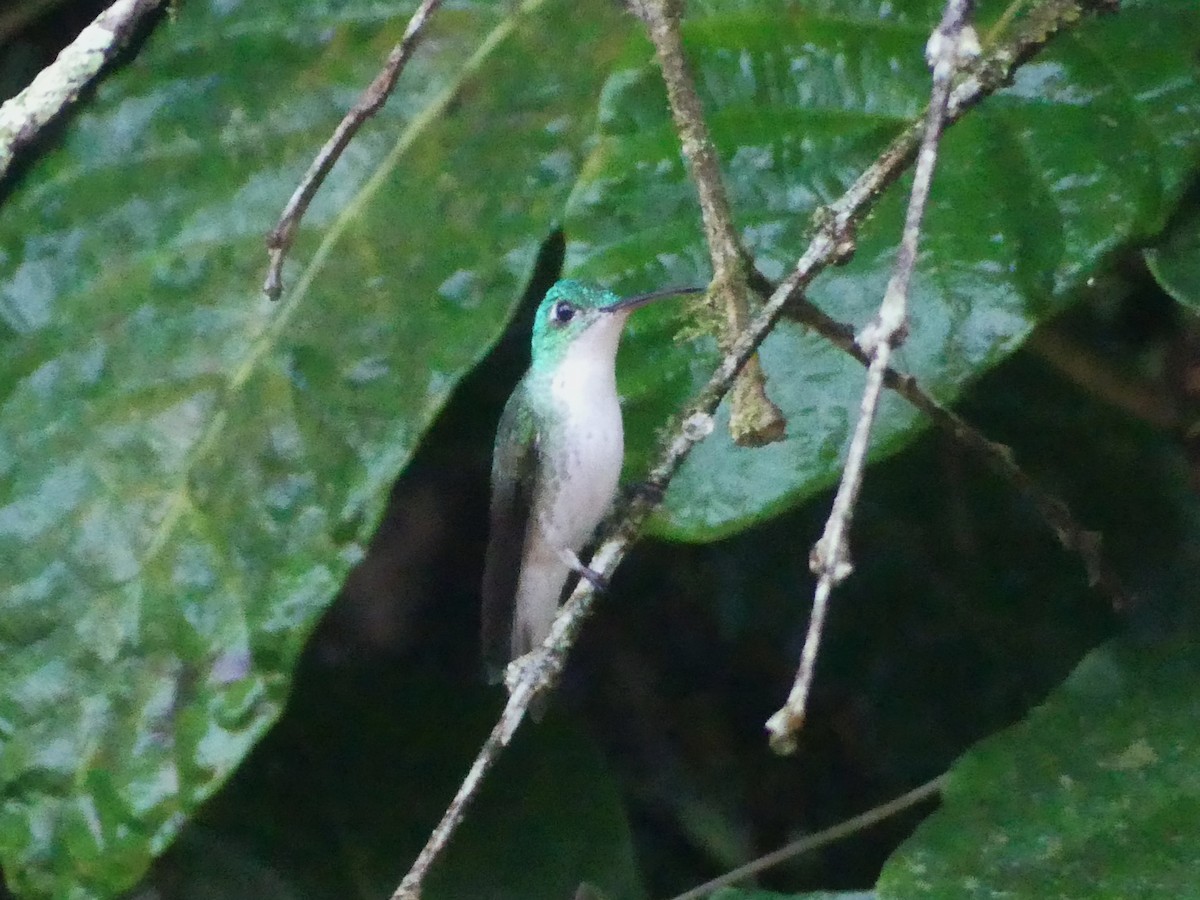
504;649;553;721
556;548;609;592
504;652;534;694
576;563;609;593
627;479;666;505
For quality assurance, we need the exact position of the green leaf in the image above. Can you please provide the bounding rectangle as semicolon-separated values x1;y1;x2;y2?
1145;202;1200;313
877;636;1200;898
565;0;1200;540
0;0;629;894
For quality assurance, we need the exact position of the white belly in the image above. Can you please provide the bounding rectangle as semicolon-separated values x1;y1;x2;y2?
540;350;623;550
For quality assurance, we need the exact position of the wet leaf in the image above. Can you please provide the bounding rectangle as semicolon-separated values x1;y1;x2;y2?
566;0;1200;539
0;0;629;894
877;637;1200;898
1145;202;1200;313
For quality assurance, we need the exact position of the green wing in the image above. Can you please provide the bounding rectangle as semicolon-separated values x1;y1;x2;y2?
480;377;541;676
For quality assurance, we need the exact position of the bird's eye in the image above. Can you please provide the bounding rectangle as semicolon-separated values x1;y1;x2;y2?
551;301;575;324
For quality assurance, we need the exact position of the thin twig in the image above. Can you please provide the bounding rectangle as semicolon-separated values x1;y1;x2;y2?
1027;326;1179;429
390;1;1116;893
0;0;161;181
665;773;947;900
638;0;786;446
765;0;979;755
783;294;1130;612
263;0;444;300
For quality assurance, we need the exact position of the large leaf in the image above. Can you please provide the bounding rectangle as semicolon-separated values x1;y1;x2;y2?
565;0;1200;540
1144;201;1200;313
0;0;629;894
876;637;1200;897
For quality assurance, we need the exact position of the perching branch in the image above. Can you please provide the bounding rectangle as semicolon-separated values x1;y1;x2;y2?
390;0;1120;893
766;0;979;754
0;0;162;182
390;656;546;899
263;0;444;300
638;0;786;447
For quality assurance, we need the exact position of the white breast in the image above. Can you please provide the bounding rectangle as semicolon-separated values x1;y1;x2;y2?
541;317;627;550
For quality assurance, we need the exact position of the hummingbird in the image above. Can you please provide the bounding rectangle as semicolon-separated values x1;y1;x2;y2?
481;279;700;674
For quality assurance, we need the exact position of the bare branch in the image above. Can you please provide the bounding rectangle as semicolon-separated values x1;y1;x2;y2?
766;0;979;755
638;0;786;446
263;0;444;300
784;294;1131;613
1028;325;1180;429
391;674;541;899
390;0;1120;892
0;0;162;182
666;773;947;900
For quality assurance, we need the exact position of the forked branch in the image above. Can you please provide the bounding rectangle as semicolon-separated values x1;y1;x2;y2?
638;0;787;446
391;0;1120;893
765;0;979;754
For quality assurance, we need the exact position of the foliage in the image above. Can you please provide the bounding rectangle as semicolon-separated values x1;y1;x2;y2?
0;0;628;894
568;0;1200;539
1145;200;1200;313
0;0;1198;897
879;638;1200;898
